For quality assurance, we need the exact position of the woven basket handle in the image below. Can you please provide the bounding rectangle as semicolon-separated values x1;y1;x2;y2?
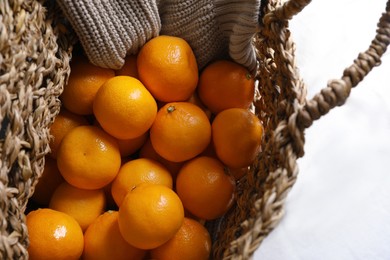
296;0;390;129
271;0;312;20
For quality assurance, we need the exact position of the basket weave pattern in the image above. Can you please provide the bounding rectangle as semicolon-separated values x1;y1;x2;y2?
211;0;390;259
0;0;389;259
0;0;73;258
209;0;309;258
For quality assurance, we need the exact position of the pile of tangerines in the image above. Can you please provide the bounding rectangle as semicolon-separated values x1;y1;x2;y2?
26;35;263;260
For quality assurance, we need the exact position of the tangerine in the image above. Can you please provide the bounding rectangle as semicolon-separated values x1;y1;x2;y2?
60;55;115;115
115;54;139;78
228;166;250;180
83;211;146;260
137;35;198;102
150;217;211;260
116;131;148;158
138;138;184;182
176;156;236;220
197;59;255;114
212;108;263;168
93;76;157;139
150;102;211;162
118;184;184;249
186;92;212;119
26;208;84;260
49;108;89;159
49;182;106;231
111;158;173;206
56;125;121;190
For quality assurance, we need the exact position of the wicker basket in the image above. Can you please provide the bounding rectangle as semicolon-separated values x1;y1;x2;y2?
1;0;389;259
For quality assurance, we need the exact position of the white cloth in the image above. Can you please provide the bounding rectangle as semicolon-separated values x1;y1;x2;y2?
255;0;390;259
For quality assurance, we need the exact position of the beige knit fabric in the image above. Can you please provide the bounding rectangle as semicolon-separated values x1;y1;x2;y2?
58;0;261;72
159;0;228;69
214;0;261;73
57;0;161;69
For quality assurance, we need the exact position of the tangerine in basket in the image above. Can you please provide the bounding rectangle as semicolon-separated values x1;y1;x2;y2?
116;131;148;158
111;158;173;206
60;55;115;115
26;208;84;260
49;182;106;231
197;60;255;114
139;138;185;181
150;102;211;162
83;211;146;260
56;125;121;190
186;92;212;119
137;35;198;102
228;166;250;180
212;108;263;168
31;156;64;206
93;76;157;139
48;108;89;159
176;156;236;220
115;54;139;78
118;184;184;249
150;217;212;260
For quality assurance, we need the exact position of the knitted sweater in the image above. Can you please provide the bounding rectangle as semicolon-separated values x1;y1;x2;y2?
57;0;261;73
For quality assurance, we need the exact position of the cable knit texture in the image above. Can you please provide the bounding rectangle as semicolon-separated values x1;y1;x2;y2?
159;0;228;69
57;0;161;69
57;0;261;73
214;0;261;73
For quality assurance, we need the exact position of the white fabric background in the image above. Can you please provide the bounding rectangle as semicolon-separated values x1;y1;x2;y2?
254;0;390;259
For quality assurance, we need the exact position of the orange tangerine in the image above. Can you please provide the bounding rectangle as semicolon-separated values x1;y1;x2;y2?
60;55;115;115
150;102;211;162
150;217;212;260
176;156;236;220
186;92;212;119
26;208;84;260
197;59;255;114
49;108;89;159
93;76;157;139
137;35;198;102
56;125;121;190
49;182;106;231
83;211;146;260
118;184;184;249
212;108;263;168
138;138;184;181
115;54;139;78
111;158;173;207
228;166;249;180
116;131;148;158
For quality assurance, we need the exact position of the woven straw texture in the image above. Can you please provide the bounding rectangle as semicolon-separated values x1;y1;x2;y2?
0;0;389;259
0;0;74;258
